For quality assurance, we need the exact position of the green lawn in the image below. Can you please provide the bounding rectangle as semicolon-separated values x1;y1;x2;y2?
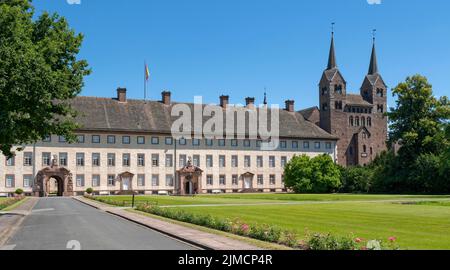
95;193;450;206
93;193;450;249
177;202;450;250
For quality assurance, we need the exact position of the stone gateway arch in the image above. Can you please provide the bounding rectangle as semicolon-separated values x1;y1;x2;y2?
33;164;74;197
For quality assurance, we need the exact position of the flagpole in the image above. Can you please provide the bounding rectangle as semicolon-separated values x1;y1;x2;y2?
144;61;147;103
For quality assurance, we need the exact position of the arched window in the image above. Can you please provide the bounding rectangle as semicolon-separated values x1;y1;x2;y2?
335;84;343;95
363;145;367;153
355;117;360;126
349;116;354;126
322;103;328;111
367;117;372;127
321;87;328;95
377;88;384;97
361;117;366;126
370;147;373;155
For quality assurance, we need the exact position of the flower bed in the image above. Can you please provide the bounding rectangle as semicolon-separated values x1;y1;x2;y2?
136;204;400;250
0;197;23;211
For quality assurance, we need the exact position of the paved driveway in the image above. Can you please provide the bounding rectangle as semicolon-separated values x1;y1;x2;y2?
6;197;197;250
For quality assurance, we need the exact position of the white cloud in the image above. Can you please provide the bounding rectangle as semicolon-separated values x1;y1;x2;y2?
67;0;81;4
367;0;382;4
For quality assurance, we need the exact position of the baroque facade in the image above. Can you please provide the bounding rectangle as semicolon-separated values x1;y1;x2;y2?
0;90;337;197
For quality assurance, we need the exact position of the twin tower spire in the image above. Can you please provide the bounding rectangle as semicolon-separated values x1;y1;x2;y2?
326;30;379;75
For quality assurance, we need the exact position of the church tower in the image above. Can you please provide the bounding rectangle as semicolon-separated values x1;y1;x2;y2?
319;30;347;134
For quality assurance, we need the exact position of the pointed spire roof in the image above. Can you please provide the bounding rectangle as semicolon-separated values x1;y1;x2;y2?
327;32;337;70
368;38;379;75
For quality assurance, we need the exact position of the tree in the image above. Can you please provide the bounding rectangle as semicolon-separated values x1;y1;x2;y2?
284;154;341;194
339;166;373;193
388;75;449;164
0;0;90;157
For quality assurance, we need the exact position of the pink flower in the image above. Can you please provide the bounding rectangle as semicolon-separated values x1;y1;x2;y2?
355;238;362;243
241;224;250;233
389;237;397;242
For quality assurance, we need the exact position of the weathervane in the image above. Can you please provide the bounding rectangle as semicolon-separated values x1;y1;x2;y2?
372;29;377;42
331;22;335;34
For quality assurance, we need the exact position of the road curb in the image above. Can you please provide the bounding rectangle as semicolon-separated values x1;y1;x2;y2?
0;198;39;247
73;197;262;250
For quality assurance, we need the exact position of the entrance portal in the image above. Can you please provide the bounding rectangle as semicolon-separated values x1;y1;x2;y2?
177;158;203;195
34;165;74;197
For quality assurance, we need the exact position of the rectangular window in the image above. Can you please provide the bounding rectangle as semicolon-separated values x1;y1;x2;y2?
315;142;321;149
179;138;187;145
137;174;145;187
270;175;276;185
23;175;32;188
165;154;173;167
42;152;51;166
257;175;264;185
192;139;200;146
6;156;15;166
232;175;239;186
151;137;159;145
166;175;174;187
123;153;131;167
206;155;213;168
280;141;287;149
77;135;85;143
269;156;276;168
122;136;131;144
152;154;159;167
179;155;187;167
292;141;299;149
107;135;116;144
205;139;213;146
43;136;51;142
244;156;251;168
231;155;238;168
256;140;262;148
281;156;287;167
76;175;85;187
92;135;101;144
231;139;238;147
152;175;159;187
58;136;67;143
92;175;100;187
108;153;116;167
303;141;310;149
219;175;226;186
59;152;68;166
137;136;145;145
326;142;332;149
257;156;263;168
5;175;15;188
193;155;200;167
76;153;85;167
92;153;101;167
137;154;145;167
244;139;251;147
23;152;33;167
219;155;226;168
206;175;213;186
218;139;226;147
107;175;116;186
165;137;173;145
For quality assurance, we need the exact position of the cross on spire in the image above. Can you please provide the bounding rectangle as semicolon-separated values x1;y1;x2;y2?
327;23;337;70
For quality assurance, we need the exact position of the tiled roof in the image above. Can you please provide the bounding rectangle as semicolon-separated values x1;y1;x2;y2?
68;96;337;140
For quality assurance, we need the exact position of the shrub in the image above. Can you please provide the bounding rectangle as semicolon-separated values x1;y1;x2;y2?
15;189;24;195
306;233;358;251
284;154;341;193
85;188;94;195
340;166;373;193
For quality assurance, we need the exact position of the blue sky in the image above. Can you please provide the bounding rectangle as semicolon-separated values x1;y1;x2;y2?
33;0;450;109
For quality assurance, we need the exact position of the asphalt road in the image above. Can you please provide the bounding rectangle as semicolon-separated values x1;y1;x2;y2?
6;198;197;250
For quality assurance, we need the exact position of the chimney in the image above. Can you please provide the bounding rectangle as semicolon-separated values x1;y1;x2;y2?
285;100;295;112
161;91;171;105
117;88;127;102
220;95;229;109
245;97;255;108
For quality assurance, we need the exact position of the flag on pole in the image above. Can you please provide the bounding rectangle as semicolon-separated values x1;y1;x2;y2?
145;63;150;81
